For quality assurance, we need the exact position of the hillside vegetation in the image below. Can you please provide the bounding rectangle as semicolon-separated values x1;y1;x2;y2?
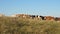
0;17;60;34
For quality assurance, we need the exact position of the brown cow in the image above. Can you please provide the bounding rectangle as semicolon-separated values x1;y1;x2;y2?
12;14;30;19
44;16;55;21
55;17;60;21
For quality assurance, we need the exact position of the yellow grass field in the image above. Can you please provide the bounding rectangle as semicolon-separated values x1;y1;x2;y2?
0;17;60;34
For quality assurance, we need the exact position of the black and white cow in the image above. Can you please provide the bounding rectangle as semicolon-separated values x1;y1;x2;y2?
40;16;45;20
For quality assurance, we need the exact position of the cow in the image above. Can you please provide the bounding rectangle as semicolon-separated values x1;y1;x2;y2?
55;17;60;21
37;15;41;20
44;16;55;21
30;15;36;19
40;16;45;20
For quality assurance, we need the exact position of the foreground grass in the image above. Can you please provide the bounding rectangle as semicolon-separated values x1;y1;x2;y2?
0;17;60;34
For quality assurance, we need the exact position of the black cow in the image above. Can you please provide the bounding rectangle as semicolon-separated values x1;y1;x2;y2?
30;15;35;19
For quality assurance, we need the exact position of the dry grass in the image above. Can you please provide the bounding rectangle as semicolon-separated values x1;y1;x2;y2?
0;17;60;34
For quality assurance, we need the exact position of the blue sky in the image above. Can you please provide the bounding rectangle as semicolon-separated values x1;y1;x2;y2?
0;0;60;17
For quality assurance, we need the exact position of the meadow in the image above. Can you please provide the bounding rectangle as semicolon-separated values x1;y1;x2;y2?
0;16;60;34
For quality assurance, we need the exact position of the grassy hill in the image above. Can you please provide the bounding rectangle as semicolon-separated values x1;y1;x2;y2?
0;17;60;34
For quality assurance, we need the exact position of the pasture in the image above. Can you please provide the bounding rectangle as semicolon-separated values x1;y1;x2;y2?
0;17;60;34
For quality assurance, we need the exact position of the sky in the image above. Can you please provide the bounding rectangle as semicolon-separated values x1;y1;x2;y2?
0;0;60;17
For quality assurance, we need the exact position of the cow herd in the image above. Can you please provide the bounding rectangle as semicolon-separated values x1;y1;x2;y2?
0;14;60;21
30;15;60;21
11;14;60;21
